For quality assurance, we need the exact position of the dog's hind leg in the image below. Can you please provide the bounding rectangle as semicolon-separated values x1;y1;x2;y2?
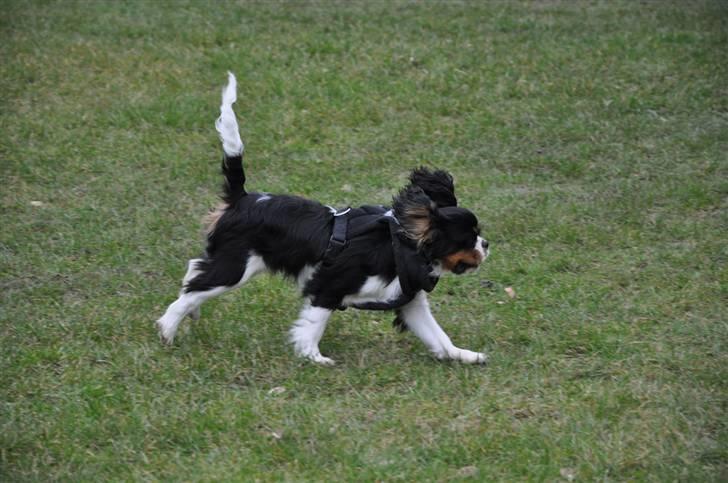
157;285;231;344
157;252;267;344
182;259;203;320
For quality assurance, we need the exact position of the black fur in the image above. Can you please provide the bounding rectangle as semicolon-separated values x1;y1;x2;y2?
429;206;480;262
392;184;480;262
221;153;246;204
409;167;457;207
185;153;482;315
392;310;408;333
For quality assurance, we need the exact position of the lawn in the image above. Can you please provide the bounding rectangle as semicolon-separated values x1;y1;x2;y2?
1;0;726;480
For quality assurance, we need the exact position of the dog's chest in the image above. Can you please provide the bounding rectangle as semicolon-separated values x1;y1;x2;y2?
342;276;402;307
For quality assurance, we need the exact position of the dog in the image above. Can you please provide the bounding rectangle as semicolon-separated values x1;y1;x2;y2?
157;73;490;365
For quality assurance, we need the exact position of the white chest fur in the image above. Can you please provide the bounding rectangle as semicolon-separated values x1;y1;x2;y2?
341;276;403;307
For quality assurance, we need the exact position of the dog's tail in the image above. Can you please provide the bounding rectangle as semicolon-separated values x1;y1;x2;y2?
215;72;246;203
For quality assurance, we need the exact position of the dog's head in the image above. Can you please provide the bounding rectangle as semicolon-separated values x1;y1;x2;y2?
393;168;489;274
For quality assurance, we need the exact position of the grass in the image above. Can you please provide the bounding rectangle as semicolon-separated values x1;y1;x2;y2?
1;0;726;480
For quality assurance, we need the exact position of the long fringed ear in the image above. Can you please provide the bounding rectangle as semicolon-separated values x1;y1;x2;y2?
392;185;439;247
408;167;457;207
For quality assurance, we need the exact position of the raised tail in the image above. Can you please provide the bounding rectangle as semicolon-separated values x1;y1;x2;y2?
215;72;246;203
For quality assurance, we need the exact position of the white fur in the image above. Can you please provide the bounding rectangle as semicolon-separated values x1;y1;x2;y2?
430;264;444;278
238;254;268;283
296;264;320;291
156;253;267;344
289;304;334;364
341;276;403;307
255;193;272;203
182;258;203;320
215;72;244;156
475;236;489;261
157;286;230;344
399;291;487;364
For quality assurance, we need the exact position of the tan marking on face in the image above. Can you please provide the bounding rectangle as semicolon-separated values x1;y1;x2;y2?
442;249;483;271
202;203;227;235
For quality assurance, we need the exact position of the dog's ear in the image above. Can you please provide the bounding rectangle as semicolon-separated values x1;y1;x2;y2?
408;167;457;207
392;185;440;247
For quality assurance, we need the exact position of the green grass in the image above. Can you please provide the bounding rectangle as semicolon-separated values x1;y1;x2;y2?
1;0;727;480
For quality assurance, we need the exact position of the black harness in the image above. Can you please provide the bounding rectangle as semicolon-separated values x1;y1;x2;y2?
324;206;439;311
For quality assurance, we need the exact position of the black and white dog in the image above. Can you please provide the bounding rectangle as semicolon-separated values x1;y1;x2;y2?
157;73;490;364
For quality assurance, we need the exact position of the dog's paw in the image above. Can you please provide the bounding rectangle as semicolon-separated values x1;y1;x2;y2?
156;319;175;345
458;349;488;364
311;354;336;365
442;348;487;364
187;307;200;320
460;350;488;364
296;350;336;365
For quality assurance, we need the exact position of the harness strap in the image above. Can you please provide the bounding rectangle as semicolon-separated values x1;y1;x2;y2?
324;207;351;259
323;206;439;311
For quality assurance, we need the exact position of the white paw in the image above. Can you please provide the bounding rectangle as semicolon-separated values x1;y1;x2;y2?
187;307;200;320
310;354;336;365
295;350;336;365
443;348;487;364
156;319;176;345
458;349;488;364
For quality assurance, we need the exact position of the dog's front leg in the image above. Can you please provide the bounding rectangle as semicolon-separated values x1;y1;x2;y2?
399;292;487;364
289;303;335;365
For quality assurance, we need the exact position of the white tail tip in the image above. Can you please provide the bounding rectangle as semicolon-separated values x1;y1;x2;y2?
215;72;244;156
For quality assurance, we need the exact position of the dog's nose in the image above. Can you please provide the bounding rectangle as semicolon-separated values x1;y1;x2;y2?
481;239;489;250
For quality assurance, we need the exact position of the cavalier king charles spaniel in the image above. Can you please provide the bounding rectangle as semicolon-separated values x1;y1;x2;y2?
157;73;490;365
